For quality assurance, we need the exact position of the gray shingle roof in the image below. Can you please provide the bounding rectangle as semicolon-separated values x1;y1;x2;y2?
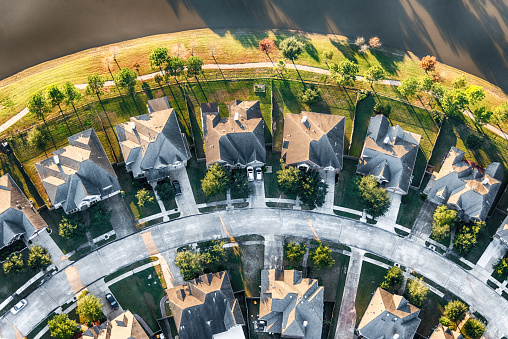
259;269;323;338
116;97;191;182
424;147;503;221
202;100;265;167
496;216;508;246
357;115;421;195
0;174;47;249
282;112;345;171
358;288;421;339
167;271;245;339
35;128;120;214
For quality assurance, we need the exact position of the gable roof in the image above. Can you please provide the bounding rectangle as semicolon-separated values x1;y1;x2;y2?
35;128;120;213
424;147;503;221
202;100;266;167
82;311;148;339
282;112;345;170
167;271;245;339
116;97;191;181
0;174;47;249
259;269;323;338
430;324;464;339
357;115;421;194
358;288;421;339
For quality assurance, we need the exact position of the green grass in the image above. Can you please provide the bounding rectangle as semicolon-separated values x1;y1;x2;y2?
104;257;156;283
333;210;361;220
465;209;507;264
414;291;448;337
186;155;226;204
0;249;39;301
308;252;349;301
39;209;89;254
263;147;288;199
364;253;394;266
25;312;56;339
333;158;364;211
355;262;388;326
108;265;166;333
396;174;430;228
350;95;375;157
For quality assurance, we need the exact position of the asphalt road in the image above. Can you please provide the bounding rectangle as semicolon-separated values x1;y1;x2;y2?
1;209;507;339
1;0;508;92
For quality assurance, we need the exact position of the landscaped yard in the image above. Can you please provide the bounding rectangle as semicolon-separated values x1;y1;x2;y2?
396;174;430;229
186;154;226;204
334;158;364;211
464;209;507;264
39;208;89;254
355;261;388;326
263;147;288;199
0;249;38;302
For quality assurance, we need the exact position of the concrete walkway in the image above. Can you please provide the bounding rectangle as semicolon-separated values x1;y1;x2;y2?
334;248;364;339
263;234;283;270
377;191;402;227
314;170;335;214
151;182;169;222
249;179;266;209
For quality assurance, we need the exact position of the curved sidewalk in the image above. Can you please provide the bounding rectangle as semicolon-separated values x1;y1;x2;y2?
0;208;507;339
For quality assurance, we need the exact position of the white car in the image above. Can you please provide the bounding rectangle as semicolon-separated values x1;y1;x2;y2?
247;166;254;182
256;167;263;181
11;299;27;315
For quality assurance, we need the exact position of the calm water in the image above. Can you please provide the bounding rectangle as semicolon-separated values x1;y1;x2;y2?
1;0;508;91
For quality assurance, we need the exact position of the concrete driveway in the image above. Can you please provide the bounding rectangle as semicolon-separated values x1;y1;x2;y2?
314;170;335;214
103;194;137;238
410;200;438;241
249;179;265;208
172;167;198;217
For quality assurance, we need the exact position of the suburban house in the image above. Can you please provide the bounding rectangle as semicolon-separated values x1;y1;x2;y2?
116;96;191;182
82;311;148;339
495;216;508;248
424;147;503;221
0;173;47;250
282;112;345;172
357;114;421;195
166;271;246;339
257;269;323;338
201;100;265;169
429;324;464;339
35;128;121;214
358;288;421;339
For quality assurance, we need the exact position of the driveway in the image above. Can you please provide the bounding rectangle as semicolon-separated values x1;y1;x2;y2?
103;194;137;238
314;170;335;214
86;279;125;320
172;167;198;217
263;234;283;270
249;179;265;208
410;200;437;242
30;230;69;270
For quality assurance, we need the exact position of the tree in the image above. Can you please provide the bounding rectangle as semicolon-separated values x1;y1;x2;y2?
136;188;154;208
86;73;116;132
115;67;141;114
47;84;72;134
419;55;437;73
494;258;508;281
369;36;382;48
444;300;468;325
202;163;229;197
300;86;321;106
454;221;484;254
186;56;204;78
149;47;169;74
298;170;328;209
3;253;24;274
277;163;301;198
310;243;335;269
431;223;451;242
417;75;433;93
398;77;418;98
284;242;306;262
280;37;305;62
441;89;469;115
274;59;287;78
27;92;56;149
492;102;508;125
356;175;390;219
76;292;104;324
407;277;429;307
433;205;457;226
462;318;485;339
430;82;445;100
156;181;176;202
28;245;52;270
465;85;485;107
175;250;202;280
365;65;385;87
380;266;404;289
229;170;250;197
199;240;226;266
259;38;278;66
59;217;82;240
322;50;334;67
452;74;467;89
330;60;359;88
473;106;492;125
27;126;50;157
48;314;78;339
62;82;84;129
165;56;186;83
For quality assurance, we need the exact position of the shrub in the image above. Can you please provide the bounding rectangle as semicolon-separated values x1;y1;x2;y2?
310;243;334;269
300;86;321;106
374;102;391;116
284;242;307;263
28;245;52;270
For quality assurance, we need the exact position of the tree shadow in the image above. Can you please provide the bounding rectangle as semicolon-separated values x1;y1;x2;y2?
369;49;400;76
305;43;319;62
142;82;154;100
329;38;358;63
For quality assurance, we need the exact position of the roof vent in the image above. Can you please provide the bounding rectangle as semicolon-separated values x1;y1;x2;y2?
53;155;60;164
301;116;308;124
303;321;308;327
383;136;390;144
393;335;399;339
482;178;489;185
234;112;240;121
130;121;136;130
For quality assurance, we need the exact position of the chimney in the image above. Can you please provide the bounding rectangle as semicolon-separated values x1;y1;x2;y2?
53;155;67;180
234;112;240;121
130;121;136;131
301;116;308;124
53;155;60;164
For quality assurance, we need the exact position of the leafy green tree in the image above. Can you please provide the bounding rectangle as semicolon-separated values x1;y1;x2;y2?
322;50;334;67
149;47;169;74
417;75;433;93
298;170;328;209
310;243;335;269
465;85;485;107
85;73;116;133
77;292;104;324
48;314;78;339
407;277;429;307
59;217;82;240
62;81;84;129
444;300;468;325
452;74;467;89
186;56;204;78
3;253;24;274
431;222;451;242
277;163;301;198
165;56;185;83
47;84;72;134
156;181;176;201
330;60;359;88
398;77;418;98
136;188;154;208
229;170;250;197
199;240;226;266
284;242;307;262
492;102;508;125
462;318;485;339
430;82;445;100
279;37;305;62
439;316;451;327
28;245;52;270
431;206;457;241
300;86;321;106
202;163;229;197
27;126;50;157
473;106;492;125
175;250;202;280
27;92;56;149
380;266;404;289
442;89;469;115
365;65;385;87
454;221;484;254
115;67;141;114
356;175;390;219
494;258;508;281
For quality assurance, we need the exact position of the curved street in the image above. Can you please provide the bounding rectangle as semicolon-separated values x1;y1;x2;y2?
1;0;508;92
0;208;507;338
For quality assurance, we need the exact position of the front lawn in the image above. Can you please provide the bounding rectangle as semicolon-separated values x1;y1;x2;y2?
355;261;388;326
186;155;226;204
0;249;39;301
263;147;289;199
334;158;364;211
108;265;166;333
396;174;430;228
39;208;89;254
464;209;507;264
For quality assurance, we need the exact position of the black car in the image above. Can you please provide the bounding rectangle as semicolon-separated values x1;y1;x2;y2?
105;293;119;310
172;180;182;196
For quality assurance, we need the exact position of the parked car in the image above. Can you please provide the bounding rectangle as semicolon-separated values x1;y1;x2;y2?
11;299;27;315
172;180;182;196
105;293;119;310
256;167;263;181
247;166;254;182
